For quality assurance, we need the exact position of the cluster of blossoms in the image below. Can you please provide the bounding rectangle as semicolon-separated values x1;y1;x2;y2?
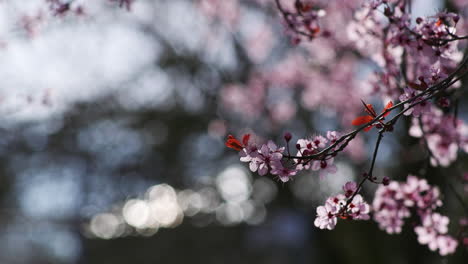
408;106;468;167
349;1;464;100
277;0;327;45
294;131;341;179
226;134;295;182
373;176;458;255
223;0;468;257
398;68;449;117
314;181;371;230
226;131;343;182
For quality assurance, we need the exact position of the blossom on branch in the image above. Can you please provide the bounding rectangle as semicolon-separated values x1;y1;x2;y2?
314;182;370;230
373;176;457;255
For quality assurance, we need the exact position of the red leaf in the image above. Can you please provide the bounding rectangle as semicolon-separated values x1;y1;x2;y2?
382;101;393;117
226;139;243;151
365;104;376;116
242;134;250;146
225;135;243;151
351;115;374;126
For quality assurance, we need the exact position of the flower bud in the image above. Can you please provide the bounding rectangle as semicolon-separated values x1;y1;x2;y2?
382;176;390;186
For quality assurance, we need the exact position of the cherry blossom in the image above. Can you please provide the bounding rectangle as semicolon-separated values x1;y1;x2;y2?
373;176;457;254
311;158;337;179
314;182;370;230
343;181;358;198
254;141;284;176
314;201;338;230
223;0;468;256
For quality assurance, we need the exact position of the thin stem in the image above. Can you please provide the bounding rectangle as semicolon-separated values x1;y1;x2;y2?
345;131;384;208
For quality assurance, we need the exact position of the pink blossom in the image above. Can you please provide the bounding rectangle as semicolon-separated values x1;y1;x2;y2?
255;141;284;176
314;202;338;230
311;158;337;179
240;140;284;176
373;176;457;255
270;162;297;182
348;194;370;220
315;183;371;230
415;213;451;252
343;181;358;198
239;143;260;172
312;135;328;148
326;131;341;144
437;236;458;256
398;87;431;117
426;134;458;167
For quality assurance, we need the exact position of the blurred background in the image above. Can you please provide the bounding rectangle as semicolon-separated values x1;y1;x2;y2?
0;0;466;263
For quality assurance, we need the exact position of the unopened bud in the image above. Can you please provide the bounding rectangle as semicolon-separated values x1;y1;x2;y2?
284;132;292;142
382;176;390;186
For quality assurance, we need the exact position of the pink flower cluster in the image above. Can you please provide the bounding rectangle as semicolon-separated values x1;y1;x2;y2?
314;181;370;230
295;132;340;179
235;131;345;182
348;1;464;104
278;0;327;45
373;175;458;255
409;106;468;167
238;137;296;182
398;68;447;118
239;136;297;182
415;213;458;256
